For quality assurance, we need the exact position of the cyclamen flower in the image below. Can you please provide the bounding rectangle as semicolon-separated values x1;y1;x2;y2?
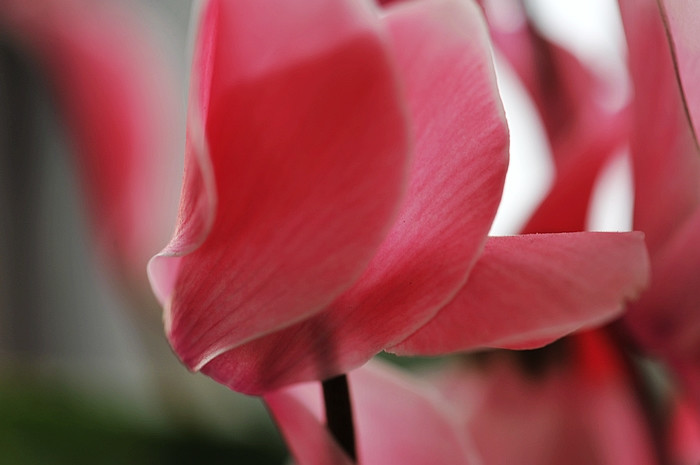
148;0;650;395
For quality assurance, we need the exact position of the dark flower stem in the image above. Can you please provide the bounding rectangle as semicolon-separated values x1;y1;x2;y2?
322;374;357;462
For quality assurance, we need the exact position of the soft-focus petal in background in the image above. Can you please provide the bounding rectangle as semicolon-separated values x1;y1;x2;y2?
436;332;659;465
1;1;288;463
617;0;700;414
392;232;649;355
149;0;413;379
266;361;480;465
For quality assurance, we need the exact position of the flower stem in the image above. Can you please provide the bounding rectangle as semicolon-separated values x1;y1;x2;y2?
322;374;357;462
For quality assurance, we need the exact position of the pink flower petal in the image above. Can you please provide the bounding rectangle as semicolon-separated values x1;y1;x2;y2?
148;0;412;372
670;395;700;464
199;0;508;393
660;0;700;143
265;361;478;465
618;0;700;415
618;0;700;253
485;4;620;164
624;209;700;358
264;388;353;465
621;211;700;415
671;357;700;425
438;331;658;465
391;232;650;355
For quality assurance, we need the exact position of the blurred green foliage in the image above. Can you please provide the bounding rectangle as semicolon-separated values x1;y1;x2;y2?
0;375;287;465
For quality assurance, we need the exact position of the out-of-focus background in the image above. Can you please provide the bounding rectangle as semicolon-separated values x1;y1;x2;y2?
0;1;287;463
0;0;628;463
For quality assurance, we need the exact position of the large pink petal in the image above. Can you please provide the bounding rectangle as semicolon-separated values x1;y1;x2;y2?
148;0;412;372
200;0;508;393
618;0;700;253
391;232;650;355
2;0;181;289
671;358;700;424
660;0;700;143
265;361;478;465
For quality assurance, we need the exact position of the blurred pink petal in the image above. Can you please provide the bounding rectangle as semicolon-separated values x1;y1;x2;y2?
521;110;627;234
265;361;478;465
618;0;700;413
3;0;181;288
149;0;412;372
670;396;700;465
626;210;700;357
618;0;700;253
392;232;649;355
322;0;508;367
439;332;657;465
659;0;700;141
198;0;508;394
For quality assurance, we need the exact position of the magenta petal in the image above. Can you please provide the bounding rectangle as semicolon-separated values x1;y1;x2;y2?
264;362;478;465
199;0;508;393
618;0;700;252
148;0;412;371
391;232;650;355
